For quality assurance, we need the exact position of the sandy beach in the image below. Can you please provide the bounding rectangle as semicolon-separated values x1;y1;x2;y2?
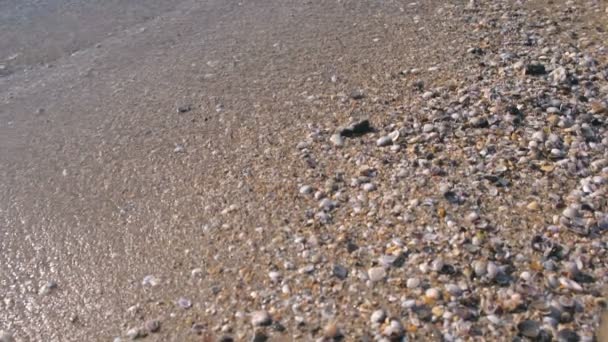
1;0;607;340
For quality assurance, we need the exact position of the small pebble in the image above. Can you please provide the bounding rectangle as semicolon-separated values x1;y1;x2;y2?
145;320;161;333
445;284;462;297
299;185;313;195
38;280;57;296
177;297;192;309
126;327;146;340
142;275;159;287
406;278;420;289
177;105;192;113
362;183;376;192
422;91;434;100
251;311;272;326
431;258;444;272
350;89;365;100
268;271;281;283
487;262;498;279
377;136;393;147
425;288;440;300
368;267;387;282
473;260;487;277
520;271;532;282
333;264;348;280
191;268;203;277
330;133;345;147
371;309;386;324
466;212;479;223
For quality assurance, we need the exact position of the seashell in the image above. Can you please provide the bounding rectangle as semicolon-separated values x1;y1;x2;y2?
562;207;579;219
389;130;400;142
559;277;583;292
487;314;502;325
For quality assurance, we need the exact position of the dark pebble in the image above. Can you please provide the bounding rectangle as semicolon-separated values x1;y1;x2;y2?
517;320;540;338
339;119;372;137
177;105;192;113
251;332;268;342
494;272;511;286
413;305;432;322
573;272;594;283
333;264;348;280
439;264;456;275
525;63;546;75
556;329;580;342
469;47;484;55
392;253;406;267
443;191;461;204
346;241;359;253
272;322;286;333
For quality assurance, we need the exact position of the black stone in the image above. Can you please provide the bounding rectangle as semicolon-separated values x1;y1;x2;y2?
346;241;359;253
470;47;484;55
494;272;511;286
251;332;268;342
272;322;286;333
517;320;540;338
392;253;406;267
177;105;192;113
413;305;432;322
444;191;461;204
339;119;373;137
333;264;348;280
525;64;546;75
556;329;580;342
